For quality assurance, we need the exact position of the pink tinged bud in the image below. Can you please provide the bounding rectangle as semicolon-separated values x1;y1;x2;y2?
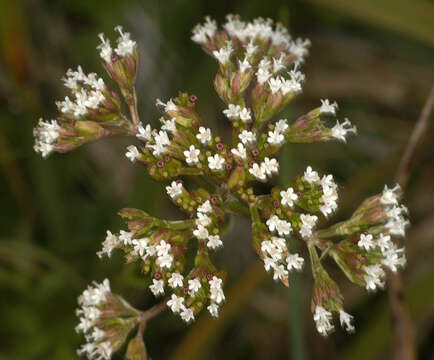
216;143;224;151
273;200;280;208
210;196;218;204
183;287;189;295
165;156;171;163
226;163;233;171
156;160;165;168
248;160;254;167
251;149;259;157
154;272;162;279
206;273;213;281
189;95;198;103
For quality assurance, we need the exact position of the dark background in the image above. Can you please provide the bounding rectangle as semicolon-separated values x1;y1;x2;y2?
0;0;433;359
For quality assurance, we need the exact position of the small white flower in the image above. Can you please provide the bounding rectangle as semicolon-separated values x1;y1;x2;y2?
132;238;149;257
272;53;286;73
238;57;251;73
320;99;338;115
208;154;225;171
168;272;184;288
213;41;233;64
239;130;256;145
377;233;392;253
339;310;355;333
125;145;140;162
382;244;406;272
184;145;201;165
207;303;219;318
321;174;337;189
191;16;217;44
114;26;136;57
358;233;375;251
256;67;272;84
180;307;195;322
275;119;289;134
197;200;212;214
196;127;212;144
239;107;252;122
161;117;177;133
245;40;258;56
313;306;334;336
196;212;212;227
273;264;288;281
137;124;152;141
249;162;266;181
280;187;297;207
268;77;282;94
331;118;357;143
167;294;185;313
267;130;284;145
156;240;171;257
193;225;209;240
166;181;183;199
299;214;318;238
157;253;173;269
386;216;409;237
261;157;279;176
223;104;241;119
263;257;277;272
97;33;113;63
286;253;304;271
364;264;385;291
149;279;165;296
188;278;202;295
320;186;338;217
231;143;247;159
97;230;119;258
156;98;177;112
207;235;223;249
275;219;292;237
119;230;133;245
304;166;320;184
266;215;280;233
381;184;401;206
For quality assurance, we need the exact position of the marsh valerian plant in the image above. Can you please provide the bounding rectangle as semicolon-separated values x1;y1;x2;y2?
34;15;409;359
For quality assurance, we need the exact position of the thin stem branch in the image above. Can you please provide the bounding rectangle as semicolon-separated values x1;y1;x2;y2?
388;85;434;360
128;87;140;129
142;299;168;322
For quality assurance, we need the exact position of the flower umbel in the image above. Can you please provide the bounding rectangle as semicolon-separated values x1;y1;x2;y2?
35;14;410;358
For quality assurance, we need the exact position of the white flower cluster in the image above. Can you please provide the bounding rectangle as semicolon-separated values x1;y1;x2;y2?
381;184;409;237
208;154;226;171
249;157;279;181
33;119;60;158
97;26;136;63
75;279;113;360
299;214;318;239
313;306;355;336
193;15;310;64
223;104;252;122
260;234;304;282
192;200;223;250
267;119;289;146
265;64;305;95
166;275;225;321
191;16;217;44
56;66;106;117
304;167;338;217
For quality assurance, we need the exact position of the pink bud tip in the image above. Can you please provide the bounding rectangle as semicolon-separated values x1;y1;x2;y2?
248;161;254;168
226;163;233;171
156;160;164;168
164;156;171;163
251;149;259;157
154;272;162;279
273;200;280;208
297;192;302;198
189;95;198;103
227;150;233;157
176;179;183;184
238;161;244;167
216;143;224;151
210;196;218;204
183;287;189;294
206;273;213;281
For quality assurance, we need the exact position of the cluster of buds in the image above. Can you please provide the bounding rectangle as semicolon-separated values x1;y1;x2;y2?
34;14;410;358
75;279;145;359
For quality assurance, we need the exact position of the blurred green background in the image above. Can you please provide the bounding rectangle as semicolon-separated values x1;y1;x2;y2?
0;0;433;359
